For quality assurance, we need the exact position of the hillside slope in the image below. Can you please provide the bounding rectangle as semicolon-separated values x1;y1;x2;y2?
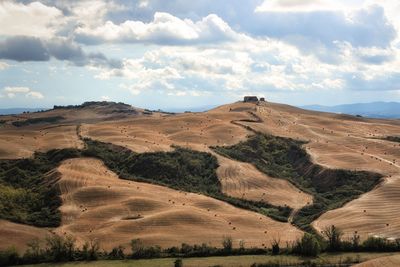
0;100;399;251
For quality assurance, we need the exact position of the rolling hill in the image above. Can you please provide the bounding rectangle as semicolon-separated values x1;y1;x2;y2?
0;100;399;257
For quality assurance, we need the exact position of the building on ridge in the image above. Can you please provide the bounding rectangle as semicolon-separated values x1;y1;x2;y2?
243;96;258;102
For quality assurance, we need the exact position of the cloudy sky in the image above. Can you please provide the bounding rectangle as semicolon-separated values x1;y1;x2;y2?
0;0;400;110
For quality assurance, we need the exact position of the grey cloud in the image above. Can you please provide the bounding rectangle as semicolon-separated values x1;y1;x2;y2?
0;36;121;68
104;1;396;48
246;6;395;48
105;1;396;63
0;36;50;61
46;38;85;61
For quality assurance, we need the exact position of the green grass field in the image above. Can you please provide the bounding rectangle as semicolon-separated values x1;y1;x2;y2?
20;252;399;267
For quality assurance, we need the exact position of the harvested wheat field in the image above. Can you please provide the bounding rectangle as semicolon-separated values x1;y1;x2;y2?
80;103;252;153
1;100;400;253
354;254;400;267
55;157;302;250
0;220;51;251
231;102;400;240
0;124;83;159
215;154;312;210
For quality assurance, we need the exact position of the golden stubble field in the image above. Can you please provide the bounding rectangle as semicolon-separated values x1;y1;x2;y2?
0;101;399;252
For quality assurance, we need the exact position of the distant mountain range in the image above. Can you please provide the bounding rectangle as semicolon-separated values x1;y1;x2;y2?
0;108;48;115
300;102;400;119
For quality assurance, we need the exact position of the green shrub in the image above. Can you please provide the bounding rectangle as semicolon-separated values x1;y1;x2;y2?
213;134;382;231
293;233;321;257
130;239;161;259
45;234;76;262
0;247;20;266
271;238;280;255
84;139;291;221
222;236;233;253
23;239;45;264
361;236;398;252
322;225;343;251
80;240;100;261
384;136;400;143
108;246;125;260
12;116;65;127
0;148;81;227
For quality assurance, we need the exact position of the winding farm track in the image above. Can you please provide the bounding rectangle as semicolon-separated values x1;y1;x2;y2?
1;101;400;251
237;102;400;240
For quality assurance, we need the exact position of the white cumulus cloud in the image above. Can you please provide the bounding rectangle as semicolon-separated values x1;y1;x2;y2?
0;1;64;37
75;12;237;44
3;86;44;99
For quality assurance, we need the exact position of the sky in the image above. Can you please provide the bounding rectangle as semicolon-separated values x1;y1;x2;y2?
0;0;400;110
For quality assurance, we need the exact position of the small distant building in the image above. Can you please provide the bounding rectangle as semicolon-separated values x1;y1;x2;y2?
260;97;266;102
243;96;258;102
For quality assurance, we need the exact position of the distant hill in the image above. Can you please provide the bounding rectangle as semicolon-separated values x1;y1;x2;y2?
301;102;400;119
163;104;218;113
0;108;48;115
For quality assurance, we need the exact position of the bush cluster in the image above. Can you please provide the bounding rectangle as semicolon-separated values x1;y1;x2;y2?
3;226;400;266
11;116;65;127
83;139;292;221
0;148;81;226
0;136;290;229
0;235;266;266
213;134;382;231
384;136;400;143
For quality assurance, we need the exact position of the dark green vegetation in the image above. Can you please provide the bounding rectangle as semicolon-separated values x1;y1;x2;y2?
384;136;400;143
0;234;265;266
84;139;291;222
84;139;220;195
12;116;65;127
0;148;81;227
213;134;383;232
0;136;289;229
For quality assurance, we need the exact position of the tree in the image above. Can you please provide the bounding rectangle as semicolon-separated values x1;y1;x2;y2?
222;236;233;253
322;225;343;251
271;237;280;255
45;234;76;262
350;231;360;251
0;247;20;266
81;240;100;260
130;239;161;258
23;238;43;263
131;239;144;258
239;240;245;251
108;246;125;259
293;233;321;257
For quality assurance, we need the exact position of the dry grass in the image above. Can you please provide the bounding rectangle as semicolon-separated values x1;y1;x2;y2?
53;158;302;251
1;100;400;251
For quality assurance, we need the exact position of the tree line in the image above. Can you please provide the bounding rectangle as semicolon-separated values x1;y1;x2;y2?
2;225;400;266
